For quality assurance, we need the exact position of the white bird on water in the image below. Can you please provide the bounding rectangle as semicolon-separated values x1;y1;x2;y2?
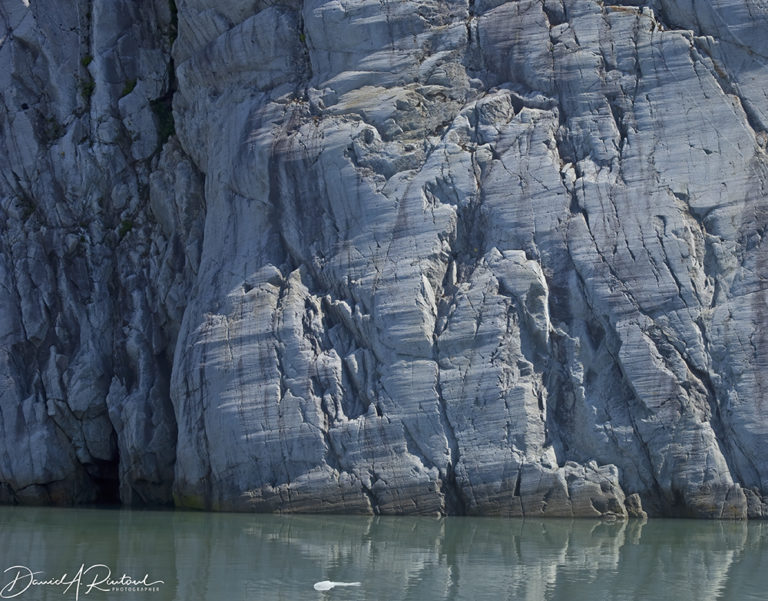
313;581;362;591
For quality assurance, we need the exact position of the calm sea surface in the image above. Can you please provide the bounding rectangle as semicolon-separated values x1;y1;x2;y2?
0;506;766;600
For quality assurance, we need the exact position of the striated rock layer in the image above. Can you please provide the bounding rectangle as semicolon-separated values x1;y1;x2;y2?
1;0;768;518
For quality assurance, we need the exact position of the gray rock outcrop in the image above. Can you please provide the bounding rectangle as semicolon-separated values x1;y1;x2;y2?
1;0;768;518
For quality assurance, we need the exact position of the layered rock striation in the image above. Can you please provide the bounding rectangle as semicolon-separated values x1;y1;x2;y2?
1;0;768;518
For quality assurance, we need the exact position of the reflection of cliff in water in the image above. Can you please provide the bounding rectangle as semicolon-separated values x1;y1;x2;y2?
0;508;766;600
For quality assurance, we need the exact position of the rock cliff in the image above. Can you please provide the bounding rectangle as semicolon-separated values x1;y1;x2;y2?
1;0;767;518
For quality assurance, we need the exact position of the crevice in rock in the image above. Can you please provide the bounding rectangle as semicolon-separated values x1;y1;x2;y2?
272;277;291;406
564;170;589;231
466;0;475;45
338;364;370;420
46;402;122;505
75;0;94;116
463;0;484;76
542;330;573;466
606;93;629;156
434;367;466;515
86;456;121;505
513;469;522;497
360;475;380;515
429;212;467;514
542;0;567;28
296;9;313;85
149;0;179;154
316;401;344;476
453;196;486;284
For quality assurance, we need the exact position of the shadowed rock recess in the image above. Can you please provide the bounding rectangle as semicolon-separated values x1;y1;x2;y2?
1;0;767;518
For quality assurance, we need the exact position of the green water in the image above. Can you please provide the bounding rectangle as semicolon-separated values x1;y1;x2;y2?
0;507;766;600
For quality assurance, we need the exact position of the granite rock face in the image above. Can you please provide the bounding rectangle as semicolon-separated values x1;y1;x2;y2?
1;0;768;518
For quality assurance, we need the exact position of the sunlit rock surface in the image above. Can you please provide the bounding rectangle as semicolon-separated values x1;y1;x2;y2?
1;0;768;517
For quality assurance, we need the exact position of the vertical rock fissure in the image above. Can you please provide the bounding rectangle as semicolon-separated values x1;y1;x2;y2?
431;212;465;514
434;363;466;515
